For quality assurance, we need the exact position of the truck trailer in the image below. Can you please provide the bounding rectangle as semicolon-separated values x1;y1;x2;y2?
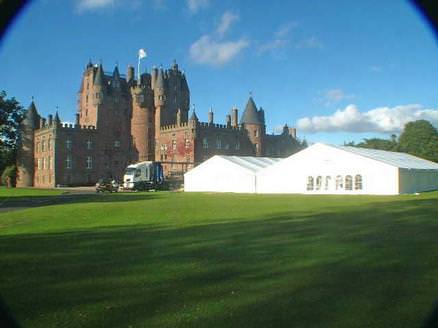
123;161;165;191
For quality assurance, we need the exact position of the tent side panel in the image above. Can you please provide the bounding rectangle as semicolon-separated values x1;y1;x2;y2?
398;169;438;194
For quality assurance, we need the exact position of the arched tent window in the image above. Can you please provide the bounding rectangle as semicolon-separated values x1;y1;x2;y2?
316;176;322;190
306;176;314;191
325;176;331;190
355;175;363;190
335;175;343;190
345;175;353;190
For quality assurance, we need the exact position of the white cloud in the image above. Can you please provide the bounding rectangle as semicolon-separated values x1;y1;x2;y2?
216;11;239;38
257;39;288;54
187;0;209;13
77;0;115;11
275;22;298;38
297;104;438;133
190;35;249;66
295;36;323;49
324;89;355;105
370;65;382;72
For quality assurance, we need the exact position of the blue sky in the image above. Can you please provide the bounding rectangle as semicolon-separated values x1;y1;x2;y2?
1;0;438;144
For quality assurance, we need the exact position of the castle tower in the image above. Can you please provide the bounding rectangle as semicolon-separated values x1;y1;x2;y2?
240;96;266;156
154;68;166;160
16;101;39;187
78;62;105;127
131;70;155;161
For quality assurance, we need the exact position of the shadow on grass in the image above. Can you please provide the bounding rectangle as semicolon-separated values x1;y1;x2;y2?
0;192;161;211
0;198;438;327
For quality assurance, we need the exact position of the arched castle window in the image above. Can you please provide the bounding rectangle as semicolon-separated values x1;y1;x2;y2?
355;175;363;190
66;155;72;169
335;175;343;190
66;139;72;150
345;175;353;190
86;139;92;150
324;176;331;190
315;176;322;190
42;139;46;152
48;138;52;151
216;136;222;149
86;156;93;169
203;138;208;149
306;176;314;191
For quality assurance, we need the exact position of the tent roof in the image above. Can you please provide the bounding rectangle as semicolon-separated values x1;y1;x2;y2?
332;144;438;170
219;155;282;173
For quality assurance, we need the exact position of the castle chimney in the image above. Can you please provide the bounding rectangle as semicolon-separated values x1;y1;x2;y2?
127;65;134;84
232;107;238;127
226;114;231;128
48;114;53;126
289;127;297;138
208;108;214;125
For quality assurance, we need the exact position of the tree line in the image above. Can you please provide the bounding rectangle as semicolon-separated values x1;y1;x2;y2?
345;120;438;163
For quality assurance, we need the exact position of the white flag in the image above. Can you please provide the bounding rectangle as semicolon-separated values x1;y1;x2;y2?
138;48;147;59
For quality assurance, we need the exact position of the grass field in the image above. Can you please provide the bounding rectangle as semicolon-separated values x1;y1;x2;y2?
1;189;438;327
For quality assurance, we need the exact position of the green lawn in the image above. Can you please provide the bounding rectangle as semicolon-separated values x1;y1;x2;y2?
1;190;438;327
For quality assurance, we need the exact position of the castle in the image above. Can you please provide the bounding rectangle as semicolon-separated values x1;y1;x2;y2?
16;60;301;187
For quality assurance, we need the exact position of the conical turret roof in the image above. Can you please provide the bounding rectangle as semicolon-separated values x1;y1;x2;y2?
113;65;120;79
189;109;198;122
241;96;262;124
94;64;104;86
155;68;164;89
23;101;39;128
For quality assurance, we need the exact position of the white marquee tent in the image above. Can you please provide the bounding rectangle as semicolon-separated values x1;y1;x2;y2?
257;143;438;195
184;155;282;193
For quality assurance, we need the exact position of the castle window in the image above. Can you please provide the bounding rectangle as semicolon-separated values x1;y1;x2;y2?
203;138;208;149
225;143;229;150
86;95;88;103
66;155;72;169
255;129;259;137
235;140;240;150
255;143;259;152
345;175;353;191
37;142;41;153
48;139;52;150
86;139;92;150
306;176;314;191
66;139;72;150
42;140;46;152
42;157;46;170
172;140;176;150
49;157;53;170
335;175;343;190
216;136;221;149
355;175;363;190
185;139;190;149
114;140;120;148
37;158;42;170
86;156;92;169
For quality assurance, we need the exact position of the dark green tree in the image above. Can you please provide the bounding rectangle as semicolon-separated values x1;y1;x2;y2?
355;137;398;151
398;120;438;162
0;91;24;174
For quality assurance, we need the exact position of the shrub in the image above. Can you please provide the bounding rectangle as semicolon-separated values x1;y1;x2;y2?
1;165;17;187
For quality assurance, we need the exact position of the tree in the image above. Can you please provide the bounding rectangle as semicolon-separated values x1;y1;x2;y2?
398;120;438;162
355;137;398;151
0;91;25;175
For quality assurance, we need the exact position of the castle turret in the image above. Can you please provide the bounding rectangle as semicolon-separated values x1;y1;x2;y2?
126;65;134;84
131;76;155;161
93;64;105;106
241;96;265;156
231;106;238;127
16;101;39;187
208;107;214;125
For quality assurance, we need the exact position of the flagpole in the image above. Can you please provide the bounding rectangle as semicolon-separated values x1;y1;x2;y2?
137;55;141;82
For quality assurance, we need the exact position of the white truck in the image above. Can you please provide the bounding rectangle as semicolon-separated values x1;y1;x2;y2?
123;161;165;191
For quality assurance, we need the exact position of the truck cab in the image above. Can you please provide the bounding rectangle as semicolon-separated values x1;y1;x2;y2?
123;161;164;191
